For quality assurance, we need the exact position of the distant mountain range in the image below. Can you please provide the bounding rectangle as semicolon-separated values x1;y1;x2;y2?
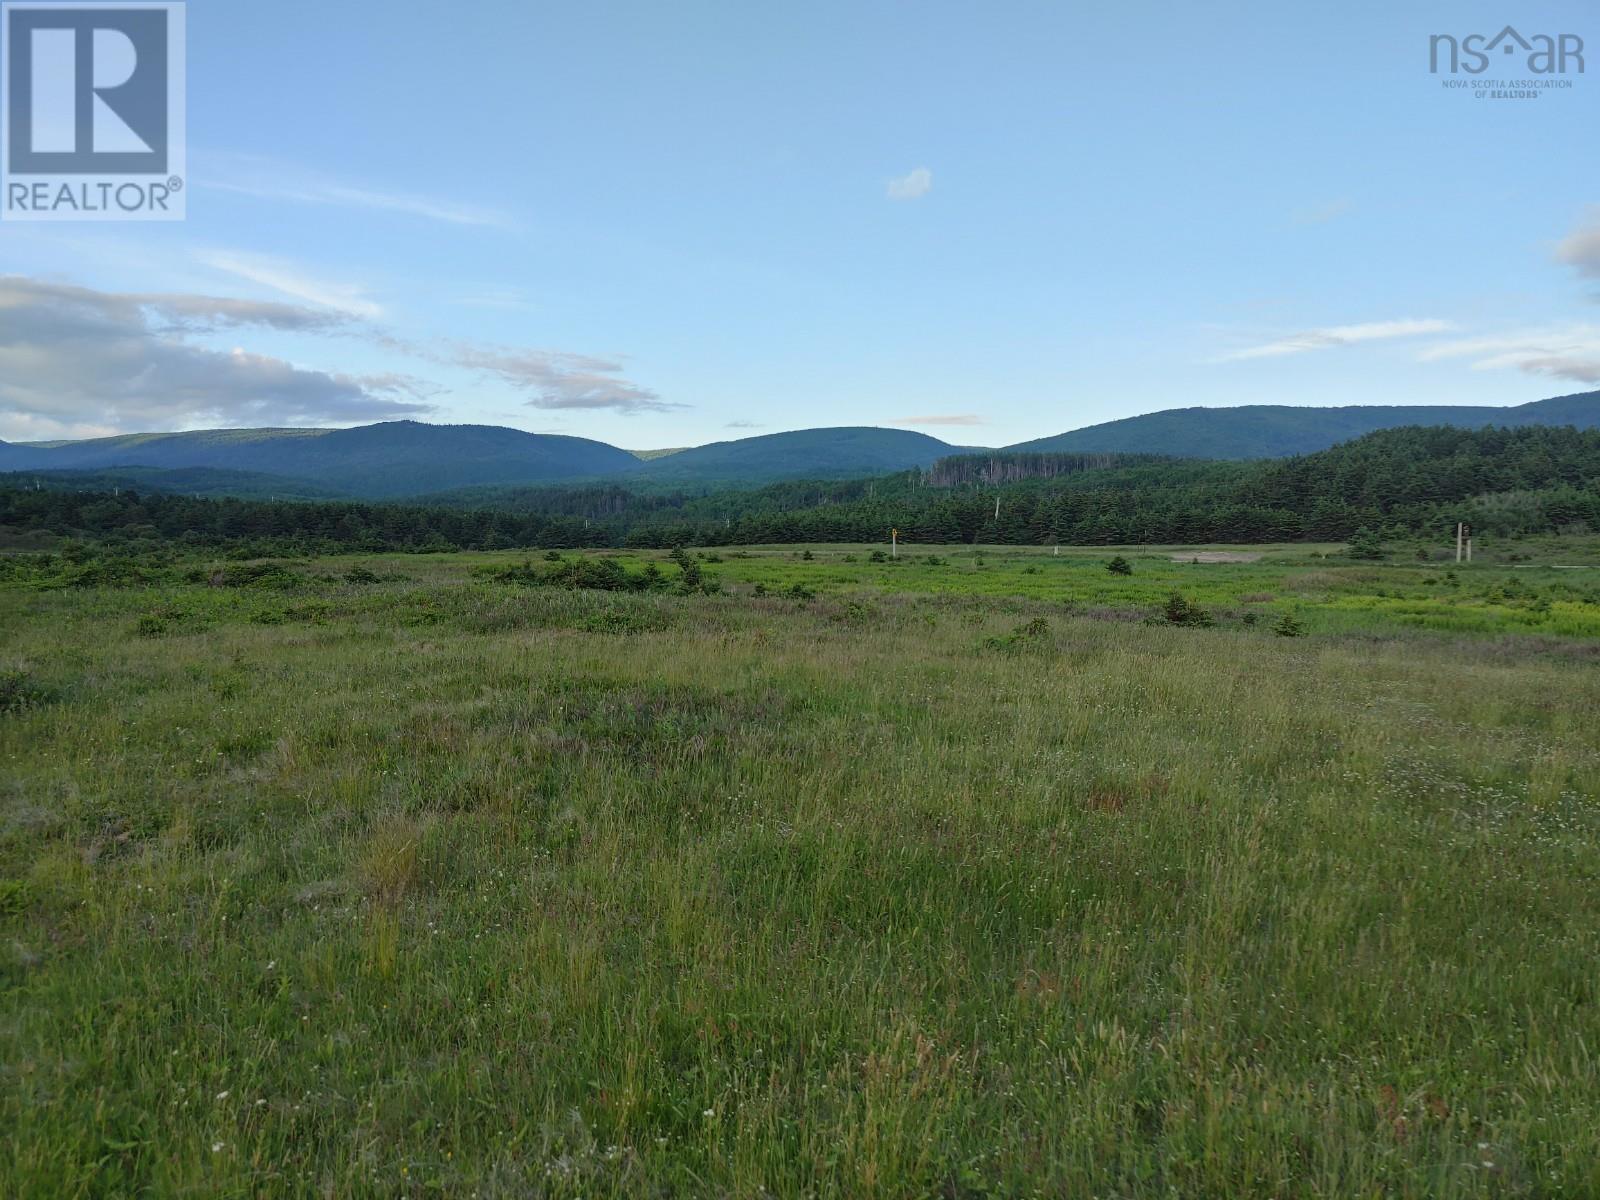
631;427;958;484
1009;393;1600;458
0;421;637;498
3;391;1597;498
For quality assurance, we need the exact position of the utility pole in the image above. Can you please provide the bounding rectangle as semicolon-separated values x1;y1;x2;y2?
1456;522;1466;563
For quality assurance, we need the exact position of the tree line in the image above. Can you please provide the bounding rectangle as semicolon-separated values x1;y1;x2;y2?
3;424;1597;555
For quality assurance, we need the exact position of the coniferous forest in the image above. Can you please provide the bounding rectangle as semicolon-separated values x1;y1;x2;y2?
4;425;1597;555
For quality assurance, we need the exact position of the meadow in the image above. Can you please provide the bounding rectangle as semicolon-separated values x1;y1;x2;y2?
3;542;1600;1196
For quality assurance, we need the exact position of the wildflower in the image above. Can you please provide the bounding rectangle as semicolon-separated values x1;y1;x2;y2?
215;1090;230;1101
211;1142;225;1153
703;1108;715;1119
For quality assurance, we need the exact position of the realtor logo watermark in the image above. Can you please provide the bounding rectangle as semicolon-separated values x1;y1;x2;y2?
1431;25;1584;100
1;1;185;219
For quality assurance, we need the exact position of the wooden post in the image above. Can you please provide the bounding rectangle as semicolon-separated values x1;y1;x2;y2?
891;528;898;559
1456;522;1464;564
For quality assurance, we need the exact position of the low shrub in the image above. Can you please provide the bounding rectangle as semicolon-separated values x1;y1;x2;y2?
1272;612;1308;638
1162;593;1214;628
984;617;1053;653
0;669;52;715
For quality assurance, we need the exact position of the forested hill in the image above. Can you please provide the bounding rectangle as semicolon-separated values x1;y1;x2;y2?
0;421;641;496
5;424;1598;555
1007;392;1600;459
927;451;1168;486
631;427;958;483
5;392;1599;494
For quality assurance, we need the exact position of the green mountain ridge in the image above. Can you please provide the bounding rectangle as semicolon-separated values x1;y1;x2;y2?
3;392;1597;496
0;421;640;498
6;424;1598;553
1010;392;1600;458
630;426;958;484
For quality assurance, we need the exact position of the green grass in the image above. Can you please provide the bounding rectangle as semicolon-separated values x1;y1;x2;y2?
3;546;1600;1196
600;541;1600;640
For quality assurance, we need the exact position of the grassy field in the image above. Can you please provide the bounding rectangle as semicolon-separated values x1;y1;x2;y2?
3;544;1600;1196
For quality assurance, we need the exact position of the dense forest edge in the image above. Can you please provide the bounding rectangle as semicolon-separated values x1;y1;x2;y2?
3;425;1598;559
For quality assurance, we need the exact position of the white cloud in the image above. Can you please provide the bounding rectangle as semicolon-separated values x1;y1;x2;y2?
134;291;354;333
445;343;682;416
0;270;678;435
1419;324;1600;384
0;276;431;439
199;251;384;320
887;167;933;201
1556;210;1600;282
1220;318;1453;361
203;154;516;230
892;414;984;426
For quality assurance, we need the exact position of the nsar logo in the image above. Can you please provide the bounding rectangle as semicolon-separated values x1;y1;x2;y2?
1430;25;1584;75
2;1;186;221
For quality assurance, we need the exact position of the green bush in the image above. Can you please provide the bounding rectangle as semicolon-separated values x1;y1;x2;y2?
0;670;51;715
1272;612;1307;638
135;613;171;638
983;616;1053;654
206;562;303;590
1346;527;1387;560
1163;593;1214;628
0;878;29;916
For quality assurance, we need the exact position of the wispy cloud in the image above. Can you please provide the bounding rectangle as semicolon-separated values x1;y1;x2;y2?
203;154;516;230
0;275;430;439
892;414;984;426
1220;318;1453;361
134;291;354;334
445;343;682;416
887;166;933;201
1556;209;1600;283
1419;324;1600;384
724;420;763;429
200;250;383;319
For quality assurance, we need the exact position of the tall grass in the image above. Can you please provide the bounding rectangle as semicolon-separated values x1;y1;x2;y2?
2;552;1598;1196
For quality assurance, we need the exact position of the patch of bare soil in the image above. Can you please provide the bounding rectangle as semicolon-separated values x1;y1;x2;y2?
1170;551;1263;563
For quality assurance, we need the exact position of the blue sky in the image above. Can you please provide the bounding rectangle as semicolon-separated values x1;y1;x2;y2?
2;0;1597;447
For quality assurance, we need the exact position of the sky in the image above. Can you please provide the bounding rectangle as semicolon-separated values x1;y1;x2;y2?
1;0;1598;449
